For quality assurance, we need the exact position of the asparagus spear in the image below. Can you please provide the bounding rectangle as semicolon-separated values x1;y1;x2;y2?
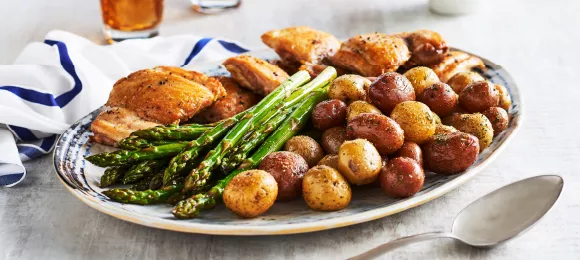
172;86;329;218
117;136;178;150
181;67;336;193
102;184;183;205
162;71;311;186
100;166;129;187
220;108;290;172
130;124;211;141
131;175;154;191
121;160;166;184
148;171;163;190
86;142;189;167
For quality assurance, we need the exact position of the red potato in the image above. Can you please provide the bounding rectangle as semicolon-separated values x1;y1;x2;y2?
368;72;416;114
422;132;480;174
379;157;425;198
284;136;325;167
494;84;512;111
394;142;423;167
447;71;485;94
459;81;500;113
482;107;509;136
419;82;458;117
311;99;347;131
321;127;348;154
346;113;404;155
258;151;309;201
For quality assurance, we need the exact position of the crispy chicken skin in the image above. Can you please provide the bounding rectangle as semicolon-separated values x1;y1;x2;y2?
430;51;485;82
106;67;225;125
223;55;289;95
192;77;260;123
394;29;449;66
90;107;160;146
298;63;350;78
329;33;411;76
261;26;341;65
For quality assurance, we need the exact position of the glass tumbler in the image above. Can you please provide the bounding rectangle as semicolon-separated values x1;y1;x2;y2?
100;0;164;43
190;0;241;14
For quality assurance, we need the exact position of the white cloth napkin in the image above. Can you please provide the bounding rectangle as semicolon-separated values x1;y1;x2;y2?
0;30;250;187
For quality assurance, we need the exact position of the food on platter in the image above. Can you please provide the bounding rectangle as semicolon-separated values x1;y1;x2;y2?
390;101;437;144
321;126;348;154
394;142;423;167
222;55;289;95
258;151;309;201
422;132;480;174
329;33;410;76
443;113;493;151
337;139;383;185
284;135;325;168
419;82;458;117
447;71;485;94
430;51;485;82
403;66;440;96
312;99;347;131
223;170;278;218
192;76;260;123
379;157;425;198
346;113;404;155
86;26;514;220
261;26;341;66
346;100;382;122
302;165;352;211
368;72;416;114
482;107;510;135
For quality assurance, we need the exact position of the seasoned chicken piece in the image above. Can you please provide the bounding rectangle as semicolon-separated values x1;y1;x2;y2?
430;51;485;82
298;63;350;78
90;107;160;146
106;67;225;124
223;55;289;95
394;30;449;66
329;33;411;76
261;26;341;65
192;77;260;123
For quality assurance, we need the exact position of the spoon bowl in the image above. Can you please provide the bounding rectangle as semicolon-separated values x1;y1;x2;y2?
350;175;564;259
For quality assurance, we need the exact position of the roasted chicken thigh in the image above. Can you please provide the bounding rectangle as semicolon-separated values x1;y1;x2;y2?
430;51;485;82
329;33;411;76
395;29;449;66
223;55;289;95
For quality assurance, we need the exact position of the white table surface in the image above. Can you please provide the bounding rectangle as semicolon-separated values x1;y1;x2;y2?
1;0;579;259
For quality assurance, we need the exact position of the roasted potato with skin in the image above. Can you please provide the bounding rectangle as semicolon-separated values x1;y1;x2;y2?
368;72;416;114
312;99;347;131
302;165;352;211
258;151;309;201
459;81;500;113
431;111;441;124
338;139;383;185
390;101;437;144
482;107;509;136
394;142;423;167
284;135;325;167
494;84;512;111
321;127;348;154
318;154;339;169
419;82;458;117
422;132;480;174
329;74;371;103
346;113;404;155
447;71;485;93
223;170;278;218
379;157;425;198
403;66;440;96
435;124;457;135
443;113;493;151
346;100;382;121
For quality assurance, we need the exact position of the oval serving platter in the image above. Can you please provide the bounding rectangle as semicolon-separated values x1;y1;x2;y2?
53;48;523;235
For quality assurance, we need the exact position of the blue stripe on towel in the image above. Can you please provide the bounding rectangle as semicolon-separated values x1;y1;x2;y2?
181;37;213;66
0;173;24;186
0;40;82;108
7;125;38;141
217;40;249;54
17;145;46;158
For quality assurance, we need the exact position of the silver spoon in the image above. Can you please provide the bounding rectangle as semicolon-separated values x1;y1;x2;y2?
350;175;564;259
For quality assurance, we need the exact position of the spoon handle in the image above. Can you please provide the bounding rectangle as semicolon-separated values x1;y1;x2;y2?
349;231;457;260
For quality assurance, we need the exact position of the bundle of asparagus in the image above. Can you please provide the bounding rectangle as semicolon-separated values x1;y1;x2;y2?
86;67;337;217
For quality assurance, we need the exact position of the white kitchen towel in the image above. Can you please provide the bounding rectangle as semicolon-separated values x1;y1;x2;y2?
0;30;250;187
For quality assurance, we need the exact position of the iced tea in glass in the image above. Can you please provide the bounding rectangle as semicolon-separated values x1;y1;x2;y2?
100;0;164;43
